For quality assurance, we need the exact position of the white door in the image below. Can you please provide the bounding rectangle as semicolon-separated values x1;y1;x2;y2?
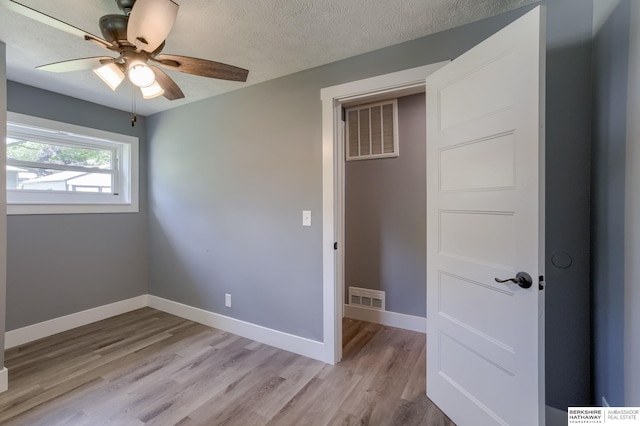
426;6;545;426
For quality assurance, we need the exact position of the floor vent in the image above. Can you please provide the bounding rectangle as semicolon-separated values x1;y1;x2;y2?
349;287;385;311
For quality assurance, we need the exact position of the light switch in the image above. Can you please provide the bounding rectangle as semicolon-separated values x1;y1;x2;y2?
302;210;312;227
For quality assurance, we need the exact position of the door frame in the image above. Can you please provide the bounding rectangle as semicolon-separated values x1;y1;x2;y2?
320;61;448;364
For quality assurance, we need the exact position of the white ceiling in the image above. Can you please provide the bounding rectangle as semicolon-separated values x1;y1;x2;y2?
0;0;536;116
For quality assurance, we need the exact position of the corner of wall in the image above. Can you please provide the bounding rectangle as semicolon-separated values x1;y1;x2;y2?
590;0;631;407
625;0;640;407
1;41;8;372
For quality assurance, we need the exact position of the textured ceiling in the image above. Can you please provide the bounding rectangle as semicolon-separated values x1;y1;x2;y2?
0;0;536;116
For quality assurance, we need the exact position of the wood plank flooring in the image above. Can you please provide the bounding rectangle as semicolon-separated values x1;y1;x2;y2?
0;308;454;425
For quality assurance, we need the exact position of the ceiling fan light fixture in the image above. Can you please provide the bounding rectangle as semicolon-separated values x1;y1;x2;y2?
128;63;156;88
18;0;247;106
140;80;165;99
93;62;125;90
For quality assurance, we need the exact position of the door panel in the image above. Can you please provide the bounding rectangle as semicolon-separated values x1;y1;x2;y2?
426;6;545;426
439;210;517;268
439;132;516;192
438;52;517;131
438;271;517;349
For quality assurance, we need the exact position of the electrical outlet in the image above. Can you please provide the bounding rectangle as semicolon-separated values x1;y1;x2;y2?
225;293;231;308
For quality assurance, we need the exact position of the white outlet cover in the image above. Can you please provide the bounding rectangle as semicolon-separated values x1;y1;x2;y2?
303;210;312;226
225;293;231;307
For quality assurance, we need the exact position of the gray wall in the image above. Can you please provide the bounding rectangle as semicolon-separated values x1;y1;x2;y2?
1;42;7;368
591;0;628;407
345;93;426;317
5;82;148;330
148;1;594;407
544;0;594;409
625;1;640;406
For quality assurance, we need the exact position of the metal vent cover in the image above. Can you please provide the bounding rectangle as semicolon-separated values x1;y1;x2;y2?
348;286;385;311
345;99;399;161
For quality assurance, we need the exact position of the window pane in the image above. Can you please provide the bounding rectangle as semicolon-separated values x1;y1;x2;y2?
6;112;139;214
6;139;112;169
6;166;113;193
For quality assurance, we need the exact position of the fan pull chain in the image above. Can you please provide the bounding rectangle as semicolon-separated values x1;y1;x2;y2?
131;85;137;127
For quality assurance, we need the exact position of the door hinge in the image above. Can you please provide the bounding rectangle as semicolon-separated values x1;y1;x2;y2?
334;242;338;250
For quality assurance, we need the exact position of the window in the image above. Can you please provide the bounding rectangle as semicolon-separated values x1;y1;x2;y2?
345;99;399;161
5;112;139;214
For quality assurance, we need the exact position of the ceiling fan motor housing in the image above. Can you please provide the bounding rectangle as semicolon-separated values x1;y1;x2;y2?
99;14;130;46
115;0;136;15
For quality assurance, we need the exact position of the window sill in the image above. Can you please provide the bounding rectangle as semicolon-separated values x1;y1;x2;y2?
7;202;139;215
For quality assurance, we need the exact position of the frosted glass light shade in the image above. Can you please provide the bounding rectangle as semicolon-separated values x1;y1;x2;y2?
140;80;164;99
93;63;125;90
128;63;156;88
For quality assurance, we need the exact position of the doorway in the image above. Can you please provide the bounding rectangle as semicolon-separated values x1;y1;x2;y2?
341;91;428;345
322;7;546;425
320;61;448;364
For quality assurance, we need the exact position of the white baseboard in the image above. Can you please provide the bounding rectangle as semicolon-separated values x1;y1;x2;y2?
546;405;567;426
4;294;325;364
4;295;149;349
0;367;7;393
148;296;325;362
343;304;426;333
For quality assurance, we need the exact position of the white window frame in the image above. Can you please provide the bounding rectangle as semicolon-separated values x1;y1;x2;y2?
6;112;139;215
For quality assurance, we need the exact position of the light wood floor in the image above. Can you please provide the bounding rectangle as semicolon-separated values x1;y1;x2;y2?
0;308;454;425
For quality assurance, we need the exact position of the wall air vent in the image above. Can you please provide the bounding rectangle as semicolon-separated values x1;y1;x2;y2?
345;99;399;161
348;286;385;311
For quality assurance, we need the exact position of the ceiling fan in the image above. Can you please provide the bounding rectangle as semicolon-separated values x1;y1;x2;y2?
3;0;249;101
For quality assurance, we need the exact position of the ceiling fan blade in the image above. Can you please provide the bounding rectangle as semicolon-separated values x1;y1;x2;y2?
150;66;184;100
151;66;185;101
127;0;178;53
2;0;112;50
37;57;114;73
153;54;249;82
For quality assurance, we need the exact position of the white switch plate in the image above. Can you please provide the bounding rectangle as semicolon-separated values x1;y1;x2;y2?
225;293;231;307
302;210;311;227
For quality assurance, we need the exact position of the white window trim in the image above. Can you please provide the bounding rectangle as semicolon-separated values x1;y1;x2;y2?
6;112;139;215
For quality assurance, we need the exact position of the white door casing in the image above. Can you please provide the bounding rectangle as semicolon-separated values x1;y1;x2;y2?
426;6;545;426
